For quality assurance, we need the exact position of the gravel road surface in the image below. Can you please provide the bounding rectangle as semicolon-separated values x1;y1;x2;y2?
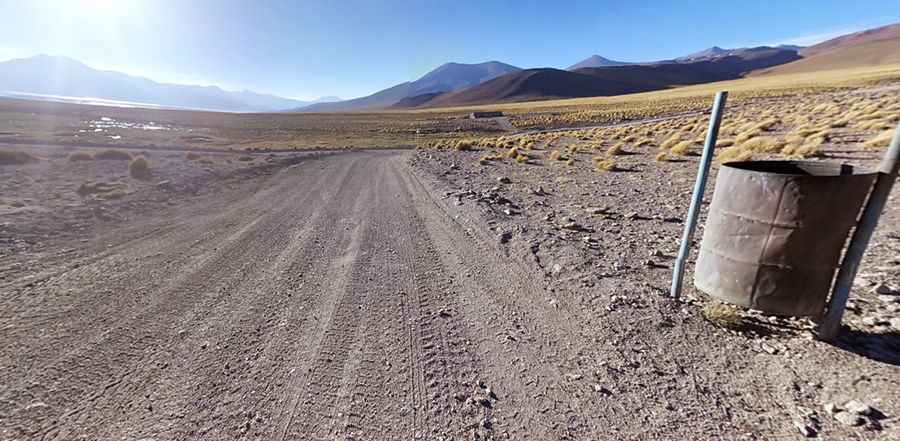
2;150;897;440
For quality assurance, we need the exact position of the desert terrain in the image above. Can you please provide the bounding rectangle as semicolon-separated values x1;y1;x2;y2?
1;75;899;441
2;23;900;439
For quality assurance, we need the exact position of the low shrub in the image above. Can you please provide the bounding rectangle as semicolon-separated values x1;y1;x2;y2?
68;151;95;161
594;159;616;172
0;150;40;165
129;156;152;179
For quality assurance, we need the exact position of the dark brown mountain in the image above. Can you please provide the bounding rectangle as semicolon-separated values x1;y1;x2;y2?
406;47;799;108
299;61;520;112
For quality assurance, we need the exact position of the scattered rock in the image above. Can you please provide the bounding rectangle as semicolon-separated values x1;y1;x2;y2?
872;283;899;295
824;402;839;416
878;294;900;304
833;411;866;427
890;317;900;331
844;400;873;416
592;384;613;395
559;217;583;230
861;316;889;327
794;419;818;437
497;176;511;184
498;231;513;244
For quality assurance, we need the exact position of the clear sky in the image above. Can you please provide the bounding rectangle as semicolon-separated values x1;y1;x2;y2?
0;0;897;100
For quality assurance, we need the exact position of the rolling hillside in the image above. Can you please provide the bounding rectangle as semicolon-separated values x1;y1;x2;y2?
758;22;900;75
300;61;520;112
405;47;799;108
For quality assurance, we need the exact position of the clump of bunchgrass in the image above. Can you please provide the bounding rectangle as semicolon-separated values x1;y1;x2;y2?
863;130;895;148
0;150;41;165
68;151;95;161
129;156;152;179
669;140;697;156
593;158;616;172
702;302;745;330
716;146;754;163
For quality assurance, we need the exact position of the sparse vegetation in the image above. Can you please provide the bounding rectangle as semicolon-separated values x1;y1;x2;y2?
129;156;152;179
594;158;616;172
702;302;745;330
669;140;696;156
0;150;40;165
864;130;895;148
68;151;95;161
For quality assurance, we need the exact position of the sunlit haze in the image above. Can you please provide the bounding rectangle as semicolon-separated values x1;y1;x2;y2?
0;0;897;100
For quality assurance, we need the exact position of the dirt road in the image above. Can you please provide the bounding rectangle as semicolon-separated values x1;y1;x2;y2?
0;151;595;440
1;150;896;440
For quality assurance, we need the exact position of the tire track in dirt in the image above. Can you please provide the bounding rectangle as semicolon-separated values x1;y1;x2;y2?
0;159;340;378
0;157;357;440
402;163;613;439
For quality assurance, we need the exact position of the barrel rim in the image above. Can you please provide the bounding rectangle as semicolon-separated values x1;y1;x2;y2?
721;160;876;177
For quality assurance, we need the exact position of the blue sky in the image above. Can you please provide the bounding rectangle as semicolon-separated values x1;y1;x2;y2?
0;0;897;100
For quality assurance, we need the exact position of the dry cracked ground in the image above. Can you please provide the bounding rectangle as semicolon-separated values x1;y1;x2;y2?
0;141;898;440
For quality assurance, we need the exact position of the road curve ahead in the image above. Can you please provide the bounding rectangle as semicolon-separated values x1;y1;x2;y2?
1;151;601;440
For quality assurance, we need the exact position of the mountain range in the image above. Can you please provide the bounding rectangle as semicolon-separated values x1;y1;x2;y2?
408;47;800;108
1;21;898;112
299;61;520;112
0;55;340;112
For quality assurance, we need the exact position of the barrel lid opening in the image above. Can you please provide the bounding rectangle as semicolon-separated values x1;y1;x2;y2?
722;160;874;177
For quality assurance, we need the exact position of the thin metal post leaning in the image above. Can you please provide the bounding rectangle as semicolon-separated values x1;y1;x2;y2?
819;124;900;341
670;91;728;299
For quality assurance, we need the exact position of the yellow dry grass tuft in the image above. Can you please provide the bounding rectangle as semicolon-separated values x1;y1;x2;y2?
606;142;625;156
455;139;475;151
734;128;761;144
659;134;681;150
655;151;669;162
863;130;895;148
505;147;519;158
593;158;616;172
740;136;782;153
669;140;697;156
702;302;744;330
717;146;754;163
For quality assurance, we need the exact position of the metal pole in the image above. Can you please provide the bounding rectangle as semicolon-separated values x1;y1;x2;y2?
819;124;900;341
671;91;728;299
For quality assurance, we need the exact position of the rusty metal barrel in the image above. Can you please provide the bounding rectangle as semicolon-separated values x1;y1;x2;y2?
694;161;877;316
